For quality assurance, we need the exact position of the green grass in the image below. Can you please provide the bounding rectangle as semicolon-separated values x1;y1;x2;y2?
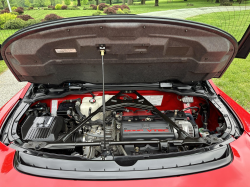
0;60;7;74
0;29;18;43
0;1;250;111
187;11;250;111
24;9;98;19
21;0;220;19
187;10;250;41
212;57;250;111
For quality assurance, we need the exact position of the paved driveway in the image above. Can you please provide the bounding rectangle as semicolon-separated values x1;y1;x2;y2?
139;6;250;19
1;6;250;108
0;69;27;108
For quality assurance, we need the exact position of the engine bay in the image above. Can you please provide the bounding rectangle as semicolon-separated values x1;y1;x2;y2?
16;90;232;160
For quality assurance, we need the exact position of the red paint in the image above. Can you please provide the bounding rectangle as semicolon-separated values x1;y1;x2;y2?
124;129;169;132
218;87;250;133
1;81;250;186
147;129;169;132
0;133;249;187
208;80;220;94
0;83;30;128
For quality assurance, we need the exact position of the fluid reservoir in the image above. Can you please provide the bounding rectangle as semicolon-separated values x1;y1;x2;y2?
80;95;113;121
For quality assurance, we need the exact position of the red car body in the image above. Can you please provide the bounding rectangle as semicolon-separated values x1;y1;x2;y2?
1;80;250;187
1;15;250;186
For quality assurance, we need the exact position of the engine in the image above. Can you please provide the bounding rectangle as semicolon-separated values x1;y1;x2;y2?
20;92;224;160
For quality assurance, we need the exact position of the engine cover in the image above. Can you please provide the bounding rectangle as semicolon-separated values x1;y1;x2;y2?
21;116;64;141
121;121;175;141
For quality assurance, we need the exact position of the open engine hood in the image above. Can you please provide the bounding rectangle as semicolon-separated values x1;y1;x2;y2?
1;15;238;84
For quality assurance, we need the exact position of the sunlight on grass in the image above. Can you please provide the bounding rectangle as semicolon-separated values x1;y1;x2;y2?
0;1;250;111
187;10;250;41
0;60;7;74
213;56;250;111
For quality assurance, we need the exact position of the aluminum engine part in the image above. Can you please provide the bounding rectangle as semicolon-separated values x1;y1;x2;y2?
82;120;118;159
174;120;194;138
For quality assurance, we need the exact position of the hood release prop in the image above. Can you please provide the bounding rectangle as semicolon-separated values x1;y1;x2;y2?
99;45;107;153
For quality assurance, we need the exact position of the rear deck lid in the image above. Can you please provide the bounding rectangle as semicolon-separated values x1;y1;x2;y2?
1;15;238;84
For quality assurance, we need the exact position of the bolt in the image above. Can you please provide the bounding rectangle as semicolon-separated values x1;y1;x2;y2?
135;147;139;153
185;30;188;32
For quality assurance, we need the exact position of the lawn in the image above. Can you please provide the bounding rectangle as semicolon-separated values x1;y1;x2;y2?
212;56;250;111
187;11;250;111
0;60;7;74
186;10;250;41
20;0;250;18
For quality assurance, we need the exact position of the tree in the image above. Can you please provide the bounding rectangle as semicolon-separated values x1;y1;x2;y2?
82;0;88;5
127;0;132;5
77;0;81;6
49;0;55;5
155;0;158;6
141;0;145;4
1;0;5;8
16;0;25;7
25;0;31;7
64;0;70;5
34;0;50;6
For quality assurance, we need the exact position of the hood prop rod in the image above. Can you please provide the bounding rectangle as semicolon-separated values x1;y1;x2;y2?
99;45;107;152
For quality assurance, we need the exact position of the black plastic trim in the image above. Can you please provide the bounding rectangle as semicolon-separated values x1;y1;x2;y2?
236;24;250;59
14;145;232;180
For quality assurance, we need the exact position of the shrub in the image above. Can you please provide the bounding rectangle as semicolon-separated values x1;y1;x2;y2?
68;7;79;10
28;7;34;10
103;7;116;15
90;4;97;10
98;3;108;10
83;7;87;10
87;7;93;10
123;8;131;14
61;5;67;9
121;4;130;10
186;3;193;6
116;8;124;14
10;12;19;15
0;9;10;14
111;5;121;10
15;7;24;15
220;2;232;5
43;13;63;21
4;7;9;11
0;13;17;28
17;14;34;21
44;8;48;10
18;7;24;10
12;6;17;10
92;11;101;16
3;18;25;29
55;4;62;10
64;0;71;5
48;5;55;9
23;19;41;27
